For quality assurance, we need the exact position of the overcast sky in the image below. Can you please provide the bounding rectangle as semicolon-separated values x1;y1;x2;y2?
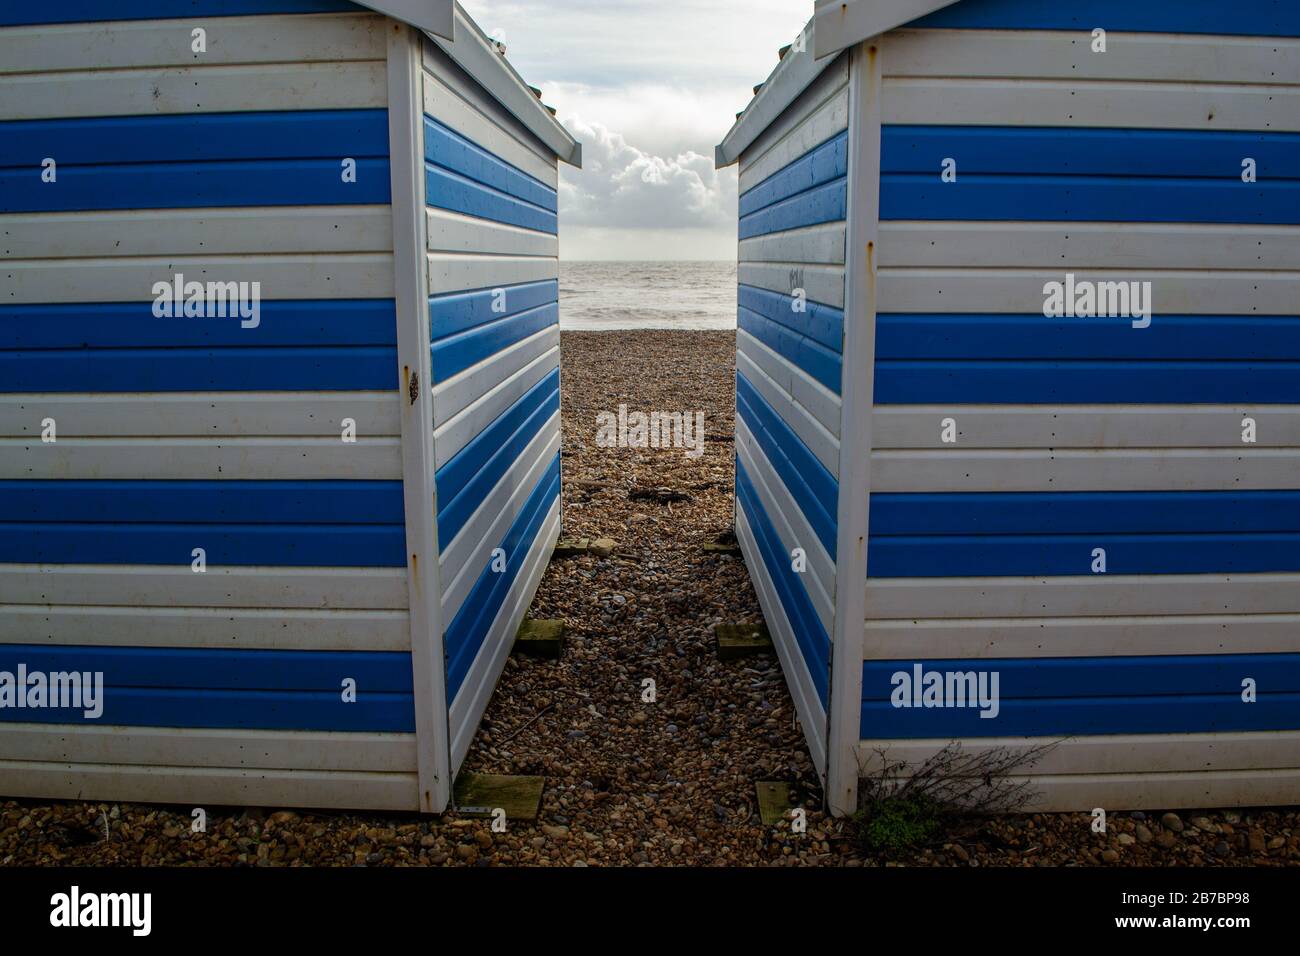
460;0;813;261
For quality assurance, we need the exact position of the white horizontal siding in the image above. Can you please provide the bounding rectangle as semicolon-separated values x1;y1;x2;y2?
448;498;559;771
427;208;557;257
739;222;847;266
866;573;1300;620
859;731;1300;776
0;760;418;811
427;253;557;295
0;393;399;439
879;222;1300;271
0;563;407;610
882;77;1300;131
0;724;415;773
871;448;1300;492
4;253;394;303
434;342;559;468
738;261;846;309
737;417;836;633
883;28;1300;85
864;612;1300;660
873;405;1300;449
735;504;828;779
3;437;402;480
877;268;1298;314
0;604;410;651
0;207;393;260
0;12;386;73
0;61;386;120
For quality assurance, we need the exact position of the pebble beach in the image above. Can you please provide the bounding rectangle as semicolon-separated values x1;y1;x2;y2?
2;330;1298;867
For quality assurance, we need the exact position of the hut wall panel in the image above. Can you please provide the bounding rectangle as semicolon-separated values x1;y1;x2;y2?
420;40;561;762
858;12;1300;807
735;56;850;773
0;4;417;799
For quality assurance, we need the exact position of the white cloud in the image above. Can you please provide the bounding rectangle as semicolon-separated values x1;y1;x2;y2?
459;0;811;259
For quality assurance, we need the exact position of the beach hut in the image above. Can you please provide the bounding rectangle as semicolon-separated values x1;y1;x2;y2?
716;0;1300;815
0;0;580;813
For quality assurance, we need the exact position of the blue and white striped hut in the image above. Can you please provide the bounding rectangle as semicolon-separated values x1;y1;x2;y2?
0;0;580;812
716;0;1300;815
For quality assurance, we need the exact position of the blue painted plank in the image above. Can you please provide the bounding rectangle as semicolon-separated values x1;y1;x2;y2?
739;130;848;217
0;300;397;350
879;173;1300;224
737;306;842;394
425;164;557;234
0;645;413;692
736;457;830;706
737;284;843;354
1;159;390;213
429;280;558;342
0;346;398;392
881;126;1300;179
0;111;388;169
424;116;556;213
739;177;845;239
870;491;1300;536
0;0;359;26
864;654;1300;699
874;360;1300;404
0;523;406;567
911;0;1300;37
0;689;414;733
867;532;1300;577
737;372;838;558
430;302;558;382
435;369;560;547
445;455;560;699
860;694;1300;738
876;314;1300;361
0;480;404;524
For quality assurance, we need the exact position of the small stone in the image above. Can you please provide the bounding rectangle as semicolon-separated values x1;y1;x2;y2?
1160;812;1184;832
1101;849;1120;863
541;825;569;840
474;830;493;849
1156;831;1178;849
1135;824;1154;844
628;712;647;726
1268;836;1286;850
589;538;616;557
1117;833;1135;846
949;843;969;862
1129;811;1147;821
1214;840;1232;858
1190;816;1217;834
455;844;476;861
420;835;437;848
1248;831;1267;853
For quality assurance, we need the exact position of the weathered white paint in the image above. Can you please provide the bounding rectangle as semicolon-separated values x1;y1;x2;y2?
0;564;408;610
0;12;388;74
432;325;559;427
0;61;387;119
427;252;557;295
739;221;847;266
2;437;403;480
873;406;1300;449
0;723;416;773
427;207;558;258
737;348;840;475
0;393;399;439
0;604;410;651
738;261;846;309
4;254;394;303
738;328;841;440
0;760;419;811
